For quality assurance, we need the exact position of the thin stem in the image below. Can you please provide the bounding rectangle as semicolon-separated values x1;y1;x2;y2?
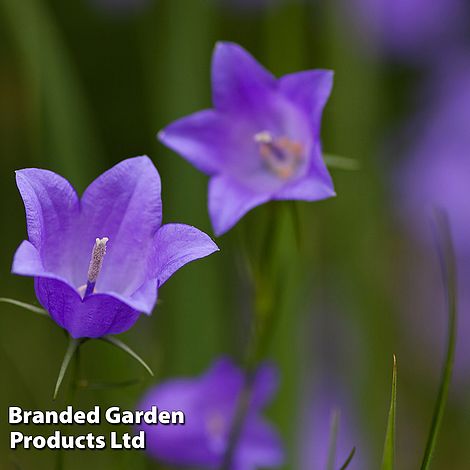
0;297;48;317
53;337;81;400
420;210;457;470
339;447;356;470
219;374;254;470
221;205;285;470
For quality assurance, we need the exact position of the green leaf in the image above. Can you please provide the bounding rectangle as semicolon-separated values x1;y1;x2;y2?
339;447;356;470
327;408;340;470
0;297;48;317
324;154;360;171
381;355;397;470
101;336;154;377
420;210;457;470
54;337;81;400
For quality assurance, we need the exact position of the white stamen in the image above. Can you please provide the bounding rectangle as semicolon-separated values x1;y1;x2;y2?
254;130;273;144
87;237;109;283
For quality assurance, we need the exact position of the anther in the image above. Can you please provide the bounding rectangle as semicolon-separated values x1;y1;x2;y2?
84;237;109;298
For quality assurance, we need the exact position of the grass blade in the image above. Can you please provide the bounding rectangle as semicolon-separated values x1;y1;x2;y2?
54;337;81;400
101;336;154;377
0;297;48;317
339;447;356;470
324;154;360;171
381;355;398;470
420;210;457;470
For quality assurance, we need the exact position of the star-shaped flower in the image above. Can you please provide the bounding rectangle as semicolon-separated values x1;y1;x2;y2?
12;156;218;338
137;358;283;470
159;41;335;236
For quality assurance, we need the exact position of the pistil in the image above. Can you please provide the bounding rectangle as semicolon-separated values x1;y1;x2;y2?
84;237;109;298
254;131;303;179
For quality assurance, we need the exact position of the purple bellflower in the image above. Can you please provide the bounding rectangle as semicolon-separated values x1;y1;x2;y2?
12;156;218;339
137;358;283;469
398;57;470;383
159;42;335;236
344;0;466;60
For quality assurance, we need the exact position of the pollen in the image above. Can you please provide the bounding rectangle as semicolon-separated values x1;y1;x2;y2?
87;237;109;284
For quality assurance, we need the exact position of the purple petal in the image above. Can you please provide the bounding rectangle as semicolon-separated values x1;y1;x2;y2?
35;278;140;338
15;169;79;282
251;363;279;409
236;417;284;470
200;358;244;404
208;175;270;236
212;42;276;115
274;145;335;202
151;223;219;286
123;279;158;315
13;241;157;320
158;110;237;175
12;240;47;278
76;156;162;297
279;70;334;138
138;377;219;467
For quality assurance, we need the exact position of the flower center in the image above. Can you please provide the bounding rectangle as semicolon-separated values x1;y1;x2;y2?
78;237;109;298
254;131;303;179
205;410;227;453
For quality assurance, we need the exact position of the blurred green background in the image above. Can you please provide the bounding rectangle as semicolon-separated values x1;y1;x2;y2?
0;0;469;469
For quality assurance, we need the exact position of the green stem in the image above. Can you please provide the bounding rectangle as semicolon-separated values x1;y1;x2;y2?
53;337;81;400
420;211;458;470
221;205;286;469
0;297;48;317
339;447;356;470
219;375;254;470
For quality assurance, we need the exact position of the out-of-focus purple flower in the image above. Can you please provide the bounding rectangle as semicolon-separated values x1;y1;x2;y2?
399;57;470;382
159;41;335;235
12;156;218;338
89;0;151;15
402;59;470;253
137;358;283;469
344;0;466;60
299;382;367;470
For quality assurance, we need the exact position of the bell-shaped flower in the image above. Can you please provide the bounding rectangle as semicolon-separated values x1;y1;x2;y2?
159;41;335;236
137;358;283;470
345;0;465;60
12;156;218;338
